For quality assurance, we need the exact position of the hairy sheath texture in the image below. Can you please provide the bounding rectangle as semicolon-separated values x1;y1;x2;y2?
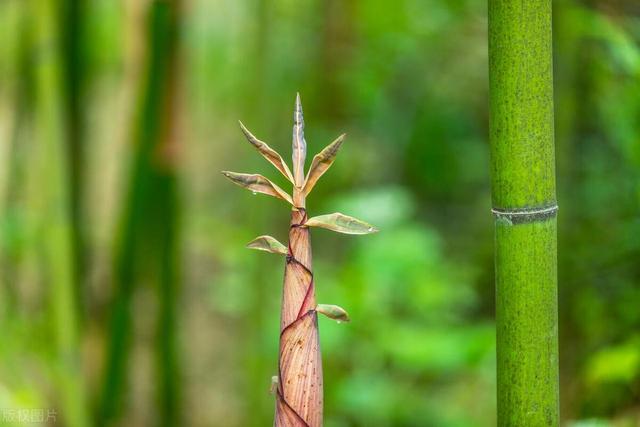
276;207;323;427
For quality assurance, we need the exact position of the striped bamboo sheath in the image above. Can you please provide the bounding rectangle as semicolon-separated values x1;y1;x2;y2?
275;206;323;426
223;94;377;426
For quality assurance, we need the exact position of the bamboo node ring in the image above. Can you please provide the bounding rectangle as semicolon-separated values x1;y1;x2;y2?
491;204;558;224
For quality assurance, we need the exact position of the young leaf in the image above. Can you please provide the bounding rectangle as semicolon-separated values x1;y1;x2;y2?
221;171;293;205
239;121;295;183
305;213;379;235
316;304;350;323
246;235;288;255
291;93;307;187
302;134;345;196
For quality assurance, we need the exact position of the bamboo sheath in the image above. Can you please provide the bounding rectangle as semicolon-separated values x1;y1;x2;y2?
225;94;376;426
489;1;559;425
275;205;323;426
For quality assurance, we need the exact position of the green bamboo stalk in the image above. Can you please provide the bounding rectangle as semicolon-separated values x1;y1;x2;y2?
224;94;377;426
99;1;181;424
61;0;88;318
32;0;89;426
488;1;559;425
0;0;29;311
151;3;181;424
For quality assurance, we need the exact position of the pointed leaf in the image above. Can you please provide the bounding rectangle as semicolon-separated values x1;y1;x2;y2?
316;304;350;323
302;134;345;196
239;121;294;183
305;212;379;235
291;93;307;187
221;171;293;205
246;235;288;255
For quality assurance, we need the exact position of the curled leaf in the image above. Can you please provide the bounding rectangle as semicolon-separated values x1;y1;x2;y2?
291;93;307;187
305;212;379;235
221;171;293;205
239;121;294;183
246;235;288;255
315;304;350;323
302;134;345;196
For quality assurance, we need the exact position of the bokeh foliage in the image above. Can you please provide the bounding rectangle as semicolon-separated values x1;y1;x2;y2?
0;0;638;426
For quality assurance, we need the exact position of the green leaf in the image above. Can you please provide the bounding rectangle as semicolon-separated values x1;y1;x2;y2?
302;133;345;196
239;121;294;183
305;212;379;235
316;304;350;322
585;342;640;386
246;235;288;255
221;171;293;205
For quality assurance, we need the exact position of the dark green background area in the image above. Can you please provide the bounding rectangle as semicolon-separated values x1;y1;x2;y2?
0;0;638;426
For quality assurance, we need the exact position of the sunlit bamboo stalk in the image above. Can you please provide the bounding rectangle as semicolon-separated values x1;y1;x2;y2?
0;0;29;310
32;0;89;425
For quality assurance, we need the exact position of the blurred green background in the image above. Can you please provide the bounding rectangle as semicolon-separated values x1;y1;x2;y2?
0;0;639;426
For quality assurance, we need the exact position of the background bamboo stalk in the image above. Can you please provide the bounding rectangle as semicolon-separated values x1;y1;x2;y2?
0;0;29;311
488;1;559;425
152;1;182;423
99;0;182;424
61;0;88;320
32;0;90;425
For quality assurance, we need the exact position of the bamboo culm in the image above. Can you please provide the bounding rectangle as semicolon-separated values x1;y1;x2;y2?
488;1;559;425
224;94;377;426
33;0;89;425
99;1;182;425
